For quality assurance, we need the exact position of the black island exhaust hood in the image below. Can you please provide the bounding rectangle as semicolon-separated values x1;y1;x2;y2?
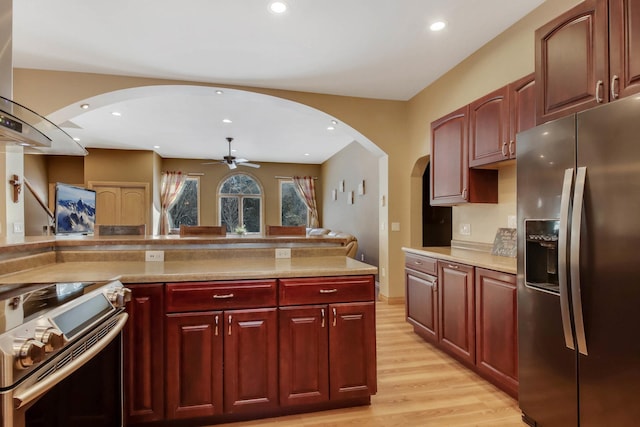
1;0;87;155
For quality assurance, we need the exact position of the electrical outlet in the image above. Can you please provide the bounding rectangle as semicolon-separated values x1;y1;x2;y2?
13;223;24;233
391;222;400;232
381;267;386;277
145;250;164;262
508;215;517;228
459;223;471;236
275;248;291;259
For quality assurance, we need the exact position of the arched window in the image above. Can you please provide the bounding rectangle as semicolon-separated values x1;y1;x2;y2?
218;173;263;234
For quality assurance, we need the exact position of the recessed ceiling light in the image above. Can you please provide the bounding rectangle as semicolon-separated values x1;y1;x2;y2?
331;120;338;125
215;90;224;95
80;103;90;109
304;153;310;156
327;126;335;131
111;111;122;117
430;21;446;32
222;118;232;124
269;1;287;14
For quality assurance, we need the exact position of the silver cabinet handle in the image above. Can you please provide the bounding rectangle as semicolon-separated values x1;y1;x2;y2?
321;308;325;328
215;314;219;336
433;278;438;293
462;188;468;199
213;293;234;299
559;168;576;350
509;140;515;157
319;289;338;294
332;308;337;327
228;314;232;336
413;260;423;265
595;80;604;103
502;142;508;157
611;75;619;100
570;167;588;355
447;264;459;269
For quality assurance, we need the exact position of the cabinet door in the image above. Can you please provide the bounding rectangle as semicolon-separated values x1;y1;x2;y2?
535;0;609;124
165;311;224;419
224;308;279;414
475;269;518;397
509;73;536;159
431;106;469;205
469;86;510;167
609;0;640;100
329;302;377;400
279;305;329;406
438;261;475;367
124;283;164;424
405;268;438;344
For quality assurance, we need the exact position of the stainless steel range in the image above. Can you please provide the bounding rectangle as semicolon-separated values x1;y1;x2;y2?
0;280;130;427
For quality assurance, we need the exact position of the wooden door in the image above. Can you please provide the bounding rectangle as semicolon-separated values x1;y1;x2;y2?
405;268;438;344
329;302;377;400
94;187;120;225
438;261;475;367
609;0;640;100
279;305;329;406
475;269;518;397
89;181;149;231
224;308;278;414
535;0;609;124
509;73;536;158
124;284;165;424
431;106;469;205
469;86;510;166
165;311;224;419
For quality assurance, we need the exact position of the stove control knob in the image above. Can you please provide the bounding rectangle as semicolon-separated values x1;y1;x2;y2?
107;287;132;308
35;327;66;353
15;339;46;369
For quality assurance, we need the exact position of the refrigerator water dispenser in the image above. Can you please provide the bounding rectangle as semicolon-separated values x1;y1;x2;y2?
524;219;559;293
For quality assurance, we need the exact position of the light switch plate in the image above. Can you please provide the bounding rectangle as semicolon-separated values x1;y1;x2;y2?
459;223;471;236
145;250;164;262
275;248;291;259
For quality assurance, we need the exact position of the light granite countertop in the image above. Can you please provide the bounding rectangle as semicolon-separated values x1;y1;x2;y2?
0;256;378;285
402;246;516;275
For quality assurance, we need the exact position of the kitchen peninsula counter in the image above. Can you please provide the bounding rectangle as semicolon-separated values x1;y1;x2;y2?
0;255;376;284
402;246;516;274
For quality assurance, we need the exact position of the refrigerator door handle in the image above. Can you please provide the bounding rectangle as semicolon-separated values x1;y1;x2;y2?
559;168;576;350
571;167;588;355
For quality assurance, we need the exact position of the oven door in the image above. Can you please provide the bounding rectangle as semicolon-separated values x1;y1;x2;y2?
5;312;128;427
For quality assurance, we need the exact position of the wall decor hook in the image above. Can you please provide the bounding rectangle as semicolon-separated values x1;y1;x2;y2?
9;174;22;203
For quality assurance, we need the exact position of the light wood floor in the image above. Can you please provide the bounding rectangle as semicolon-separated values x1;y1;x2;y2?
218;302;525;427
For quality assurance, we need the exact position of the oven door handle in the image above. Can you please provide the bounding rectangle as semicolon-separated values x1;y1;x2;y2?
13;312;128;410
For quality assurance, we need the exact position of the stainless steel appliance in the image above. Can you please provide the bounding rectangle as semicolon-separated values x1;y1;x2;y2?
517;95;640;426
0;280;130;427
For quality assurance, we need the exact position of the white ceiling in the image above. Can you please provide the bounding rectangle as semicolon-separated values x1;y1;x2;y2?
13;0;545;163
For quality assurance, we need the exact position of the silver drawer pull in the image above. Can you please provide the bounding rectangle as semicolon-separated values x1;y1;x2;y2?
413;260;423;265
213;293;234;299
447;264;459;269
320;289;338;294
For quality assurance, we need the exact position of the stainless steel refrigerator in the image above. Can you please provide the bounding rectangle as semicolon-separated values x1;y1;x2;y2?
517;95;640;426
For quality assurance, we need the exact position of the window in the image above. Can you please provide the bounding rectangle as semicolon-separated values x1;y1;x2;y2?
168;177;199;231
280;180;308;226
219;174;263;233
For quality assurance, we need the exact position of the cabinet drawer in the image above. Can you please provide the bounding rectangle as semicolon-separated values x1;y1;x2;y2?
279;276;374;306
405;254;437;275
165;280;277;312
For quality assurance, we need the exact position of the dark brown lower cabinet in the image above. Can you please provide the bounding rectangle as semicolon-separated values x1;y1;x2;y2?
404;253;518;397
125;275;376;426
475;268;518;397
165;308;278;419
124;283;165;425
279;302;377;406
438;261;476;368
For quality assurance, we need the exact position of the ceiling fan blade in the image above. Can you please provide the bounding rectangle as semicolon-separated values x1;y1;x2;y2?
238;162;260;168
202;160;223;165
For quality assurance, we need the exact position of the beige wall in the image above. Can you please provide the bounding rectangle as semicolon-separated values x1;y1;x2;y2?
14;0;583;300
322;141;379;267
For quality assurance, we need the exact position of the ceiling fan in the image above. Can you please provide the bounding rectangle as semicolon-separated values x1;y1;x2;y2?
203;137;260;169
